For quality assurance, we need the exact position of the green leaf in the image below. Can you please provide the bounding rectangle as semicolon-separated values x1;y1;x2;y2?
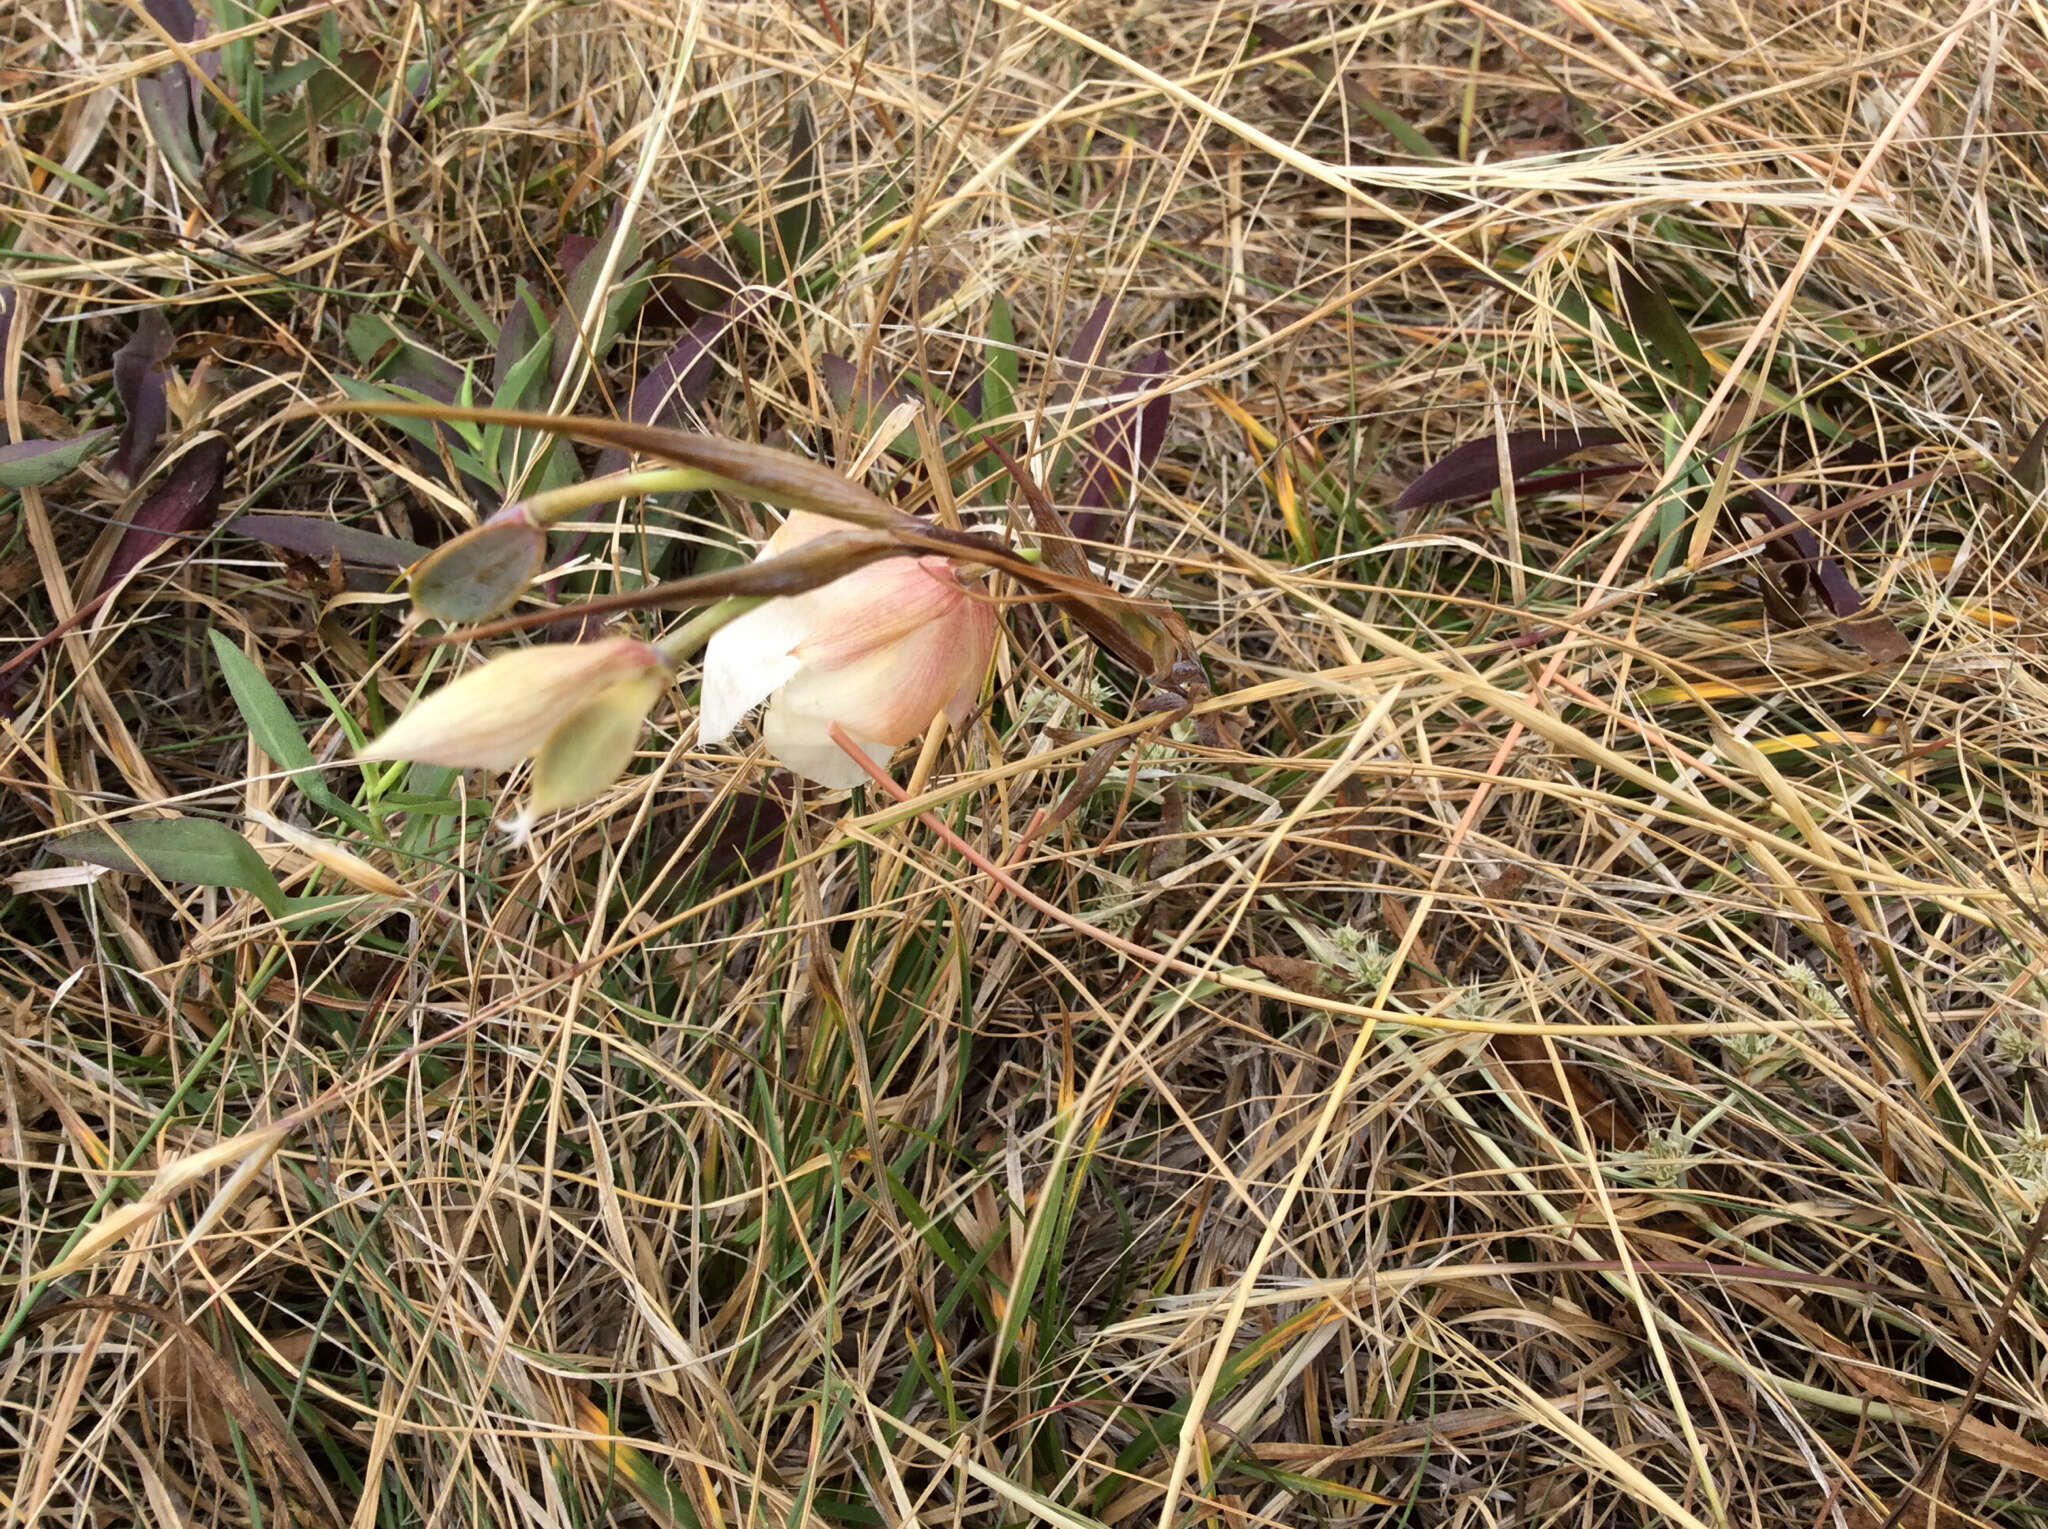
771;100;821;276
54;819;287;916
991;1119;1074;1372
259;55;330;101
2016;416;2048;496
278;894;378;930
1614;256;1712;399
208;630;376;835
983;293;1016;426
0;429;114;488
341;316;469;411
136;75;205;190
1647;415;1701;581
412;235;498;341
724;220;767;281
334;377;493;481
487;331;558;478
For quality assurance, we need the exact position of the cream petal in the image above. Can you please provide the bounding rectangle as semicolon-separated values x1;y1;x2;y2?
527;671;666;816
697;595;813;744
762;699;893;788
763;509;845;553
359;638;663;770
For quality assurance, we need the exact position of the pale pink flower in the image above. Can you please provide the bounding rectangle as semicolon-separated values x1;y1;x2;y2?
699;512;998;787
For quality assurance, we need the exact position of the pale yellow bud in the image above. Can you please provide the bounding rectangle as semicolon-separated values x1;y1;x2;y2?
527;669;670;816
361;637;667;772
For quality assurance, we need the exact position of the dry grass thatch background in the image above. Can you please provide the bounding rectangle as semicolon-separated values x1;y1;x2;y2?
5;1;2048;1526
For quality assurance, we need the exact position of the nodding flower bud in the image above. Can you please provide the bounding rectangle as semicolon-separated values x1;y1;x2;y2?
698;511;998;788
359;636;671;816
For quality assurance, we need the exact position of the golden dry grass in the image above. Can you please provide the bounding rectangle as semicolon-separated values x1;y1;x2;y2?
5;2;2048;1527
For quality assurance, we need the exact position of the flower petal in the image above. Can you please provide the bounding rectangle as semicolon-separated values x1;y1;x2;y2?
762;699;892;789
941;594;998;727
528;671;667;816
697;595;813;744
773;597;991;748
763;509;846;554
790;559;969;671
360;638;664;770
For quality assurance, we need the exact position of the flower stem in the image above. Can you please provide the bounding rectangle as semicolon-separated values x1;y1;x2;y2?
498;467;744;529
655;595;765;664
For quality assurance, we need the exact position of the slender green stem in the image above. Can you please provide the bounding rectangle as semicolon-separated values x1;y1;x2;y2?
509;468;744;528
656;595;766;664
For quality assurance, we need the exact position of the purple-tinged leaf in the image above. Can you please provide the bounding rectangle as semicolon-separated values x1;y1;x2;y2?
665;250;741;322
491;280;546;396
629;310;728;421
233;514;426;569
559;232;598;274
136;73;205;186
549;304;745;599
136;1;219;176
1393;427;1626;512
1069;351;1172;541
819;352;921;458
550;209;646;381
1736;466;1831;602
0;429;114;488
1062;298;1116;383
142;0;200;44
949;370;984;421
906;266;962;320
1736;462;1909;662
110;310;174;487
588;307;736;482
98;436;228;592
1818;438;1909;550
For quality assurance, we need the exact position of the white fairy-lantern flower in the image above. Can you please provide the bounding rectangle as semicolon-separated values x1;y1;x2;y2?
699;511;998;788
359;636;671;817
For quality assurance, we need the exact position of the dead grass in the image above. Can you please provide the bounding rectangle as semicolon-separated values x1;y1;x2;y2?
5;2;2048;1526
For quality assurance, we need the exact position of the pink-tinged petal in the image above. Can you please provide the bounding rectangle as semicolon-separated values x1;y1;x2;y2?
762;509;845;555
698;595;814;744
762;699;892;788
359;638;665;771
790;559;969;672
773;592;994;747
941;593;998;727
